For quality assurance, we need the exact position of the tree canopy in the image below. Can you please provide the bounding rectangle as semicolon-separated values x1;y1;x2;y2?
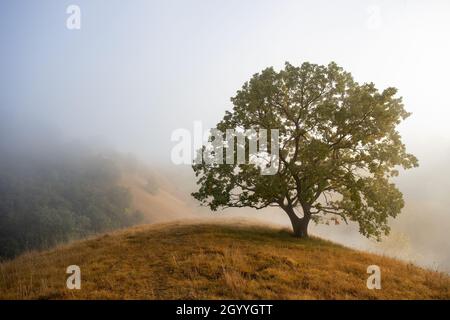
192;61;418;239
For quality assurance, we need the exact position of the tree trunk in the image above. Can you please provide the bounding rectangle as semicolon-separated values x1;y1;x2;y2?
284;206;310;238
290;216;310;238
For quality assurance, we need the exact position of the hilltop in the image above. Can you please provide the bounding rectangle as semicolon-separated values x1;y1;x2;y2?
0;221;449;299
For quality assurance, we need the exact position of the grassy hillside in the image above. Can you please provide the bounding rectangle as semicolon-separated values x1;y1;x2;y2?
0;150;144;259
118;170;198;223
0;221;449;299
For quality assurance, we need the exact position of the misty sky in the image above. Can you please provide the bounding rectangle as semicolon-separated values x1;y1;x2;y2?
1;0;449;165
1;0;450;271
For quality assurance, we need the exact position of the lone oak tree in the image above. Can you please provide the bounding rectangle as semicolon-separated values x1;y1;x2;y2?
192;62;418;239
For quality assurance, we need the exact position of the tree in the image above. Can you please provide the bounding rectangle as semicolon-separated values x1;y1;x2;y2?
192;62;418;239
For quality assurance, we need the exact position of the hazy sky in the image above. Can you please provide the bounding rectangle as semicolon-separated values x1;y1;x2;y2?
1;0;449;165
1;0;450;271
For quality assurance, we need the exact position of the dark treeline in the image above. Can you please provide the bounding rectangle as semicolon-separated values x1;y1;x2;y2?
0;114;143;259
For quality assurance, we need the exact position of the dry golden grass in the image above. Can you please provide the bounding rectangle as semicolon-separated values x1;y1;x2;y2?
0;221;449;299
119;173;198;223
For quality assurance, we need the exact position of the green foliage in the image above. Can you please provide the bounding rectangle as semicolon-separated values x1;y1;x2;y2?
192;61;418;239
0;151;142;259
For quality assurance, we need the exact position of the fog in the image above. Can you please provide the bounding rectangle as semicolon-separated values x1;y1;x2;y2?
1;1;449;271
158;162;450;273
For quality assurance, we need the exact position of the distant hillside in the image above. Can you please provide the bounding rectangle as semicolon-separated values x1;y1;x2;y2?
116;162;199;223
0;140;202;260
0;148;144;259
1;222;448;299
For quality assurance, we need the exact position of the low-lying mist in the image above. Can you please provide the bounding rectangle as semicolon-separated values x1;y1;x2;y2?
1;110;449;273
0;114;145;258
160;160;450;273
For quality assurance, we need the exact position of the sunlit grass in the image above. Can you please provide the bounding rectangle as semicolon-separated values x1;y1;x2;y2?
0;221;449;299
